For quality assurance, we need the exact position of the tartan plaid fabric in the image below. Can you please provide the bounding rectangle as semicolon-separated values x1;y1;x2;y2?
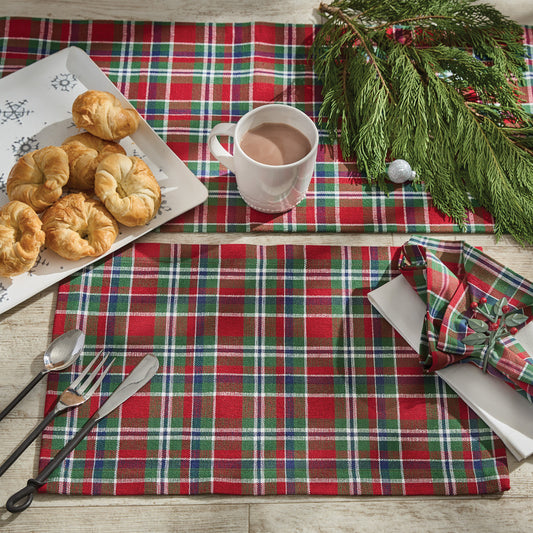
399;236;533;401
39;242;509;496
2;19;531;233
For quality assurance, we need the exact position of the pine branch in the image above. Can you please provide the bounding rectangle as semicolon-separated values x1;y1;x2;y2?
311;0;533;243
318;2;395;104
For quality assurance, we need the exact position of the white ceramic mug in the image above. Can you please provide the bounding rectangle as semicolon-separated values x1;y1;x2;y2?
208;104;319;213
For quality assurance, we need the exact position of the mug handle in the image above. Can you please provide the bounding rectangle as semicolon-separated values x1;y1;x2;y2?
208;122;237;173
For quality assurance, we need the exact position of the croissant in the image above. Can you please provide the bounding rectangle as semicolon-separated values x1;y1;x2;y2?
72;90;140;141
0;201;45;277
94;153;161;227
6;146;69;213
62;132;126;190
41;193;119;261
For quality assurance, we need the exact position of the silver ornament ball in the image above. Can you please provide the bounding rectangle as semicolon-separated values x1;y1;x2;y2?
387;159;416;183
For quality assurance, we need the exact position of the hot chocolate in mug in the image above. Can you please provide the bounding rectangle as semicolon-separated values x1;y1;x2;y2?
208;104;319;213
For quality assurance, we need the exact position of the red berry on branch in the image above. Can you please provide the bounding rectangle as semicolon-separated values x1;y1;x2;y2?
509;327;518;335
489;320;500;331
470;302;478;309
479;297;487;304
502;305;510;313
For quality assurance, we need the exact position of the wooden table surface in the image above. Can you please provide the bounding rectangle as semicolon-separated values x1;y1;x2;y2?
1;2;533;532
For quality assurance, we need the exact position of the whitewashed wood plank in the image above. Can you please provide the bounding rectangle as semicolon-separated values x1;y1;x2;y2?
0;1;530;24
249;499;533;533
0;502;250;532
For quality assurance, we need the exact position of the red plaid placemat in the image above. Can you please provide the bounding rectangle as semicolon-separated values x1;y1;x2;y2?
2;18;531;233
39;242;509;496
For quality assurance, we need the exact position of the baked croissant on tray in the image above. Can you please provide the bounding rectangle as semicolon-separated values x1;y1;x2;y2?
72;90;141;141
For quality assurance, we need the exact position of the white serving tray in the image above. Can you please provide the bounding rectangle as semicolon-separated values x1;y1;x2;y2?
0;46;208;315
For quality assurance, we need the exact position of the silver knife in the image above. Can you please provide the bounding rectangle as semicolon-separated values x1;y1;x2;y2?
6;353;159;513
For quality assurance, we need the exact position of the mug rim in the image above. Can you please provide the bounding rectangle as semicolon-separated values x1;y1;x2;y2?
234;103;319;169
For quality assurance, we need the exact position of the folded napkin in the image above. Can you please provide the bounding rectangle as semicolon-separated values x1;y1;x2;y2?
398;236;533;399
368;236;533;460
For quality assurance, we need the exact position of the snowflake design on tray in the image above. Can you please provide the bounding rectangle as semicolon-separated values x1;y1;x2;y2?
158;192;171;214
29;252;51;275
11;136;39;158
131;148;147;160
0;282;8;303
50;72;78;92
0;99;33;125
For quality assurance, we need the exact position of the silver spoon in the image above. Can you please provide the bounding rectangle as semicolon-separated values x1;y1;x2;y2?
0;329;85;422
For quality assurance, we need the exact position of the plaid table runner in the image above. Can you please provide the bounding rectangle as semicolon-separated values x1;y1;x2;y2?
39;242;509;496
2;18;532;233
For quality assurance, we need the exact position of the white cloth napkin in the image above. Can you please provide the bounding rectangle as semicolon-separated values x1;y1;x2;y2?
368;275;533;461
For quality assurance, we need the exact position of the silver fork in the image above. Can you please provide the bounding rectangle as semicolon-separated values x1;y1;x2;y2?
0;350;114;477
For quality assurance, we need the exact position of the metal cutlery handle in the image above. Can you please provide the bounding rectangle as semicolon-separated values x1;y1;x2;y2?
1;350;113;477
6;354;159;513
0;370;47;423
6;417;98;513
0;408;59;478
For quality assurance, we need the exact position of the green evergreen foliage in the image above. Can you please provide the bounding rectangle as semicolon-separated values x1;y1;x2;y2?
311;0;533;243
